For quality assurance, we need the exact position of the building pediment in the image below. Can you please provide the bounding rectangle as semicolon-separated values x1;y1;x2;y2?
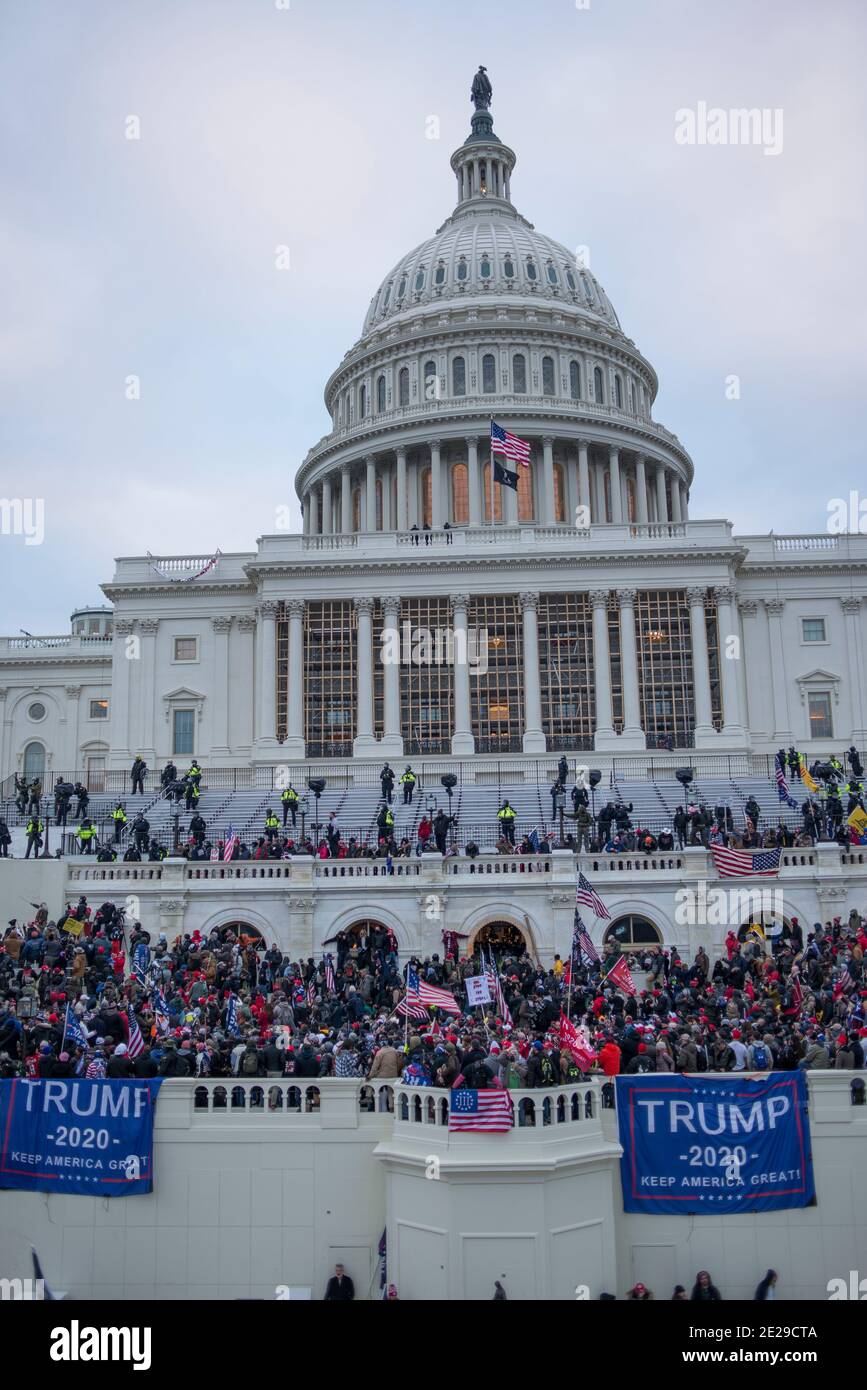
795;669;841;704
162;687;206;722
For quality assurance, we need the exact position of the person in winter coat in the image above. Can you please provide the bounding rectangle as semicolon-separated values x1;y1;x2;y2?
369;1043;402;1079
597;1038;621;1077
107;1042;135;1078
676;1035;699;1071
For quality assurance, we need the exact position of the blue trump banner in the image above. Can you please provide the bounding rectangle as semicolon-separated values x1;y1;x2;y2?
616;1073;815;1215
0;1079;162;1197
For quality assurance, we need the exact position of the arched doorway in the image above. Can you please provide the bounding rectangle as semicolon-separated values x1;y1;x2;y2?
325;920;398;961
23;742;46;780
209;921;265;944
470;920;528;960
603;914;662;953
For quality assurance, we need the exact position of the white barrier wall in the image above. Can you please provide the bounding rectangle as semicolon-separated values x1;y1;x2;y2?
1;1074;864;1301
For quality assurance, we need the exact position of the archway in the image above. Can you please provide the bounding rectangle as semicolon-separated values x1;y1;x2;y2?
469;919;529;960
208;921;265;945
603;914;662;953
23;741;46;781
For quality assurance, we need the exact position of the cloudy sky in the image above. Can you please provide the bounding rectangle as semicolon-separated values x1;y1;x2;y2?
2;0;865;631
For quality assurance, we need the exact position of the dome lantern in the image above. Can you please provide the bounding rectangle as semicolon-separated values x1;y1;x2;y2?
450;65;516;211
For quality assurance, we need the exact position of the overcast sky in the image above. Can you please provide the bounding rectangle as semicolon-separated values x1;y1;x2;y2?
2;0;865;631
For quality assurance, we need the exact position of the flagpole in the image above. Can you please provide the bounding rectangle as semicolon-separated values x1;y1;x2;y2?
489;417;494;528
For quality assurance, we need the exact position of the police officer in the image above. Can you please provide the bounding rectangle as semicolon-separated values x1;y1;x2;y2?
264;809;280;842
73;782;89;820
111;803;128;844
77;819;96;855
497;799;516;846
557;754;569;786
54;780;73;827
376;803;395;837
25;814;43;859
281;784;299;827
380;763;395;805
400;766;416;805
132;813;150;853
130;755;147;795
161;761;177;791
849;746;864;780
186;760;202;789
184;777;200;812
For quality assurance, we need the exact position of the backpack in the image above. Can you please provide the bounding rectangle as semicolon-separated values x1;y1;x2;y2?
751;1044;769;1070
241;1049;259;1076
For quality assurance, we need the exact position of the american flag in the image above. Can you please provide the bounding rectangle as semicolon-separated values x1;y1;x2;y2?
324;954;335;992
774;755;799;811
576;871;610;920
223;824;238;862
396;964;432;1020
306;979;316;1007
483;949;510;1022
490;419;531;466
418;978;460;1012
449;1088;514;1133
711;845;781;877
125;1005;145;1059
604;955;636;996
572;908;600;963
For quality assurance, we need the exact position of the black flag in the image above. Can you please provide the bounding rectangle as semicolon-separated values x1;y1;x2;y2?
493;458;518;490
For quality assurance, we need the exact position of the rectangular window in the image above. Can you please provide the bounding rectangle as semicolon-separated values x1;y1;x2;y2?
300;600;356;757
173;708;195;756
89;699;109;720
173;637;198;662
807;691;832;739
802;618;826;643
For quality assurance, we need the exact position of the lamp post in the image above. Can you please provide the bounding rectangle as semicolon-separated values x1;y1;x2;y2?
300;794;309;843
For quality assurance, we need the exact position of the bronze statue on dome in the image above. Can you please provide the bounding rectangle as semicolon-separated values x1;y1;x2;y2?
471;66;492;111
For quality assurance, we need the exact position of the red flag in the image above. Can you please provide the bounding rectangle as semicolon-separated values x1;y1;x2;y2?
604;955;636;997
557;1013;597;1072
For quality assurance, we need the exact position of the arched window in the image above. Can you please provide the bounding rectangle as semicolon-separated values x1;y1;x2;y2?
542;356;555;396
414;266;425;292
517;463;534;522
593;366;605;403
452;356;466;396
479;255;492;279
381;282;391;310
569;360;581;400
482;353;496;393
423;360;438;402
398;367;409;407
603;916;662;951
503;257;515;279
434;261;446;287
376;375;386;413
482;464;503;521
359;383;367;418
614;374;623;409
526;257;537;282
23;742;45;781
565;267;576;291
397;275;407;300
546;261;558;285
512;353;527;394
554;464;566;523
457;258;468;282
452;463;469;524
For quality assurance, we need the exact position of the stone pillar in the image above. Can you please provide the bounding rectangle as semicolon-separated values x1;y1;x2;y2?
136;618;158;764
451;593;475;755
64;685;82;774
590;590;617;748
429;440;443;529
381;465;392;531
308;488;319;537
520;592;546;753
608;446;623;524
395;448;407;532
764;599;794;743
285;598;305;758
254;600;280;759
302;494;309;536
714;586;746;743
670;476;682;523
618;589;645;748
593;458;607;523
542;436;556;525
467;437;481;526
736;599;757;739
210;616;232;759
109;618;135;767
341;465;352;535
687;586;715;745
655;465;669;524
634;455;648;524
504;466;518;524
577;440;591;520
842;598;867;741
365;456;377;532
322;476;333;535
380;596;403;756
680;483;689;521
353;596;376;754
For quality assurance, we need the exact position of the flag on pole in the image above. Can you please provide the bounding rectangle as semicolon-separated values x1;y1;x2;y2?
396;964;430;1020
711;845;781;877
492;456;518;491
604;955;636;996
223;825;238;862
556;1013;597;1072
798;755;819;794
226;993;242;1037
132;942;149;987
576;870;610;920
572;908;600;964
125;1005;145;1059
306;979;316;1007
63;1003;88;1051
490;419;531;466
774;755;799;811
483;949;510;1022
418;978;460;1012
448;1089;514;1132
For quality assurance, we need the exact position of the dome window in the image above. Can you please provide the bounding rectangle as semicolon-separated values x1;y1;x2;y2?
452;356;466;397
569;360;581;400
482;353;496;394
565;268;577;291
593;366;605;404
414;267;426;292
423;360;438;402
376;375;386;412
398;367;410;406
359;384;368;418
546;261;558;285
512;353;527;394
434;262;446;287
382;283;391;310
542;355;555;396
526;258;537;282
503;257;515;279
397;275;407;300
457;258;468;282
480;256;492;279
614;374;623;409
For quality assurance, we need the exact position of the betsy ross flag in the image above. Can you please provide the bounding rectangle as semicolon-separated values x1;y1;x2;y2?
572;908;600;964
449;1088;514;1133
223;825;238;862
711;845;781;877
604;955;636;996
576;870;610;920
491;420;531;466
774;755;799;811
125;1004;145;1059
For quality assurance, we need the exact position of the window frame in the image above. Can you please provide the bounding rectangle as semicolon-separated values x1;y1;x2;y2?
801;617;827;645
173;636;199;664
88;699;109;721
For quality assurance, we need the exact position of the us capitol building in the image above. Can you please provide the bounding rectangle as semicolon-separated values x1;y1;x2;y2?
2;70;866;963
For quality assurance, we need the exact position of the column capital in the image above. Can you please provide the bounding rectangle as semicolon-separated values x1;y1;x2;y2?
713;585;736;606
685;585;707;607
589;588;610;609
394;445;407;461
65;684;83;699
114;619;136;636
211;615;233;633
138;618;159;634
381;596;401;618
354;596;375;616
841;597;862;615
608;443;620;458
519;591;539;612
737;599;758;617
257;600;281;620
450;592;470;610
541;435;555;449
764;598;785;616
633;452;646;466
426;438;442;452
237;614;258;632
364;454;377;467
340;461;352;476
464;435;481;449
618;588;637;607
286;598;305;618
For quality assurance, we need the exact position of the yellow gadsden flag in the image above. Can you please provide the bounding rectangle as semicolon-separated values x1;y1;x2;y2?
848;806;867;838
798;755;818;794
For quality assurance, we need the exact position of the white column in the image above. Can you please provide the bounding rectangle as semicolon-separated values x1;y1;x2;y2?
504;465;518;524
542;436;556;525
593;459;607;523
763;599;794;743
655;465;669;524
467;436;481;526
714;586;745;742
577;441;591;519
309;488;320;537
395;448;407;532
254;600;280;758
618;589;644;747
680;483;689;521
109;619;135;767
451;593;475;754
210;616;231;758
365;456;377;532
429;440;443;529
609;446;623;524
341;465;352;535
407;459;419;527
64;685;82;774
381;465;392;531
285;599;305;758
520;592;546;752
670;476;682;523
590;590;616;747
302;494;310;536
634;455;648;524
322;476;333;535
353;596;376;754
137;618;158;763
381;596;403;755
843;598;867;741
687;586;715;744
